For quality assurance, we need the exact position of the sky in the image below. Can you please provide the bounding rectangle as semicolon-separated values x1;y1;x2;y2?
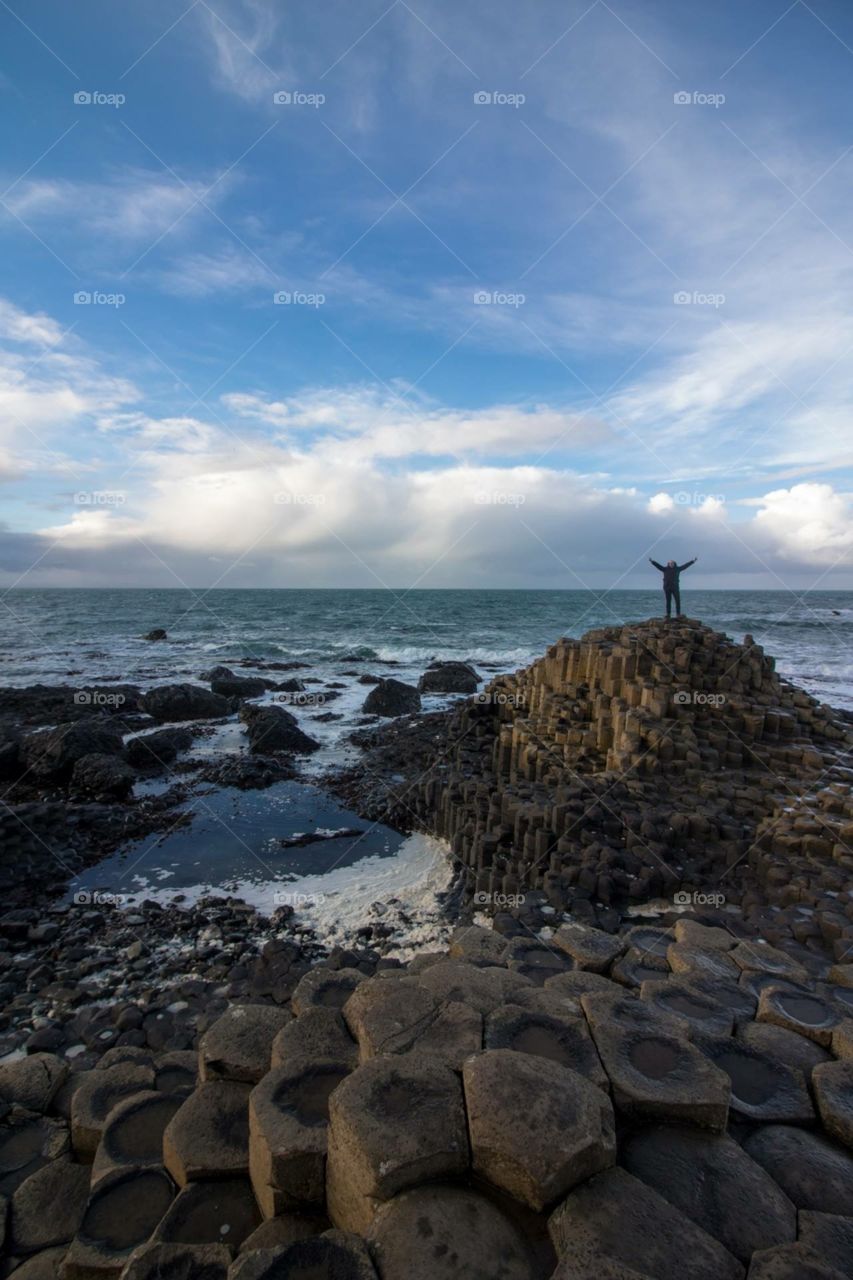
1;0;853;589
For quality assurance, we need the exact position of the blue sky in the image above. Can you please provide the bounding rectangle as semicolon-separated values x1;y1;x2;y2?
2;0;853;588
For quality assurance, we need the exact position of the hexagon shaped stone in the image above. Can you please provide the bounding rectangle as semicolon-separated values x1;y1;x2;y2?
163;1081;252;1186
291;967;367;1016
463;1049;615;1210
249;1059;351;1216
325;1056;468;1233
91;1090;183;1183
199;1004;292;1083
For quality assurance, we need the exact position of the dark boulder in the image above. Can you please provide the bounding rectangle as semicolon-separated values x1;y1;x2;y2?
140;684;229;723
203;666;268;699
19;719;125;781
0;727;20;779
362;679;422;717
70;752;136;800
418;661;480;694
126;728;195;771
239;704;320;755
143;629;167;641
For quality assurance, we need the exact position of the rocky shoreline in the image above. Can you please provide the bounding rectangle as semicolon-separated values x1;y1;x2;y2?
0;618;852;1276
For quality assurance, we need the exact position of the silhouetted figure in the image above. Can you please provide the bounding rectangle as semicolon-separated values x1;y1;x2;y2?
649;556;697;618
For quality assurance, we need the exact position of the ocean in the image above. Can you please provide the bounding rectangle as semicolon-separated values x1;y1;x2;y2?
3;587;851;947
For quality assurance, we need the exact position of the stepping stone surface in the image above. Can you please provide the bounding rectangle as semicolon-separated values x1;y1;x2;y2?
63;1166;175;1278
92;1090;183;1182
163;1081;252;1185
120;1242;232;1279
9;1158;89;1253
743;1125;853;1215
151;1177;260;1248
812;1060;853;1149
199;1005;292;1083
463;1049;615;1210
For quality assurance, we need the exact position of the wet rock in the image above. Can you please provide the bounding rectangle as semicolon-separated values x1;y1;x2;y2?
0;1112;69;1196
9;1158;90;1253
151;1177;259;1249
548;1167;743;1280
448;924;509;965
743;1126;853;1215
70;751;136;800
238;1212;327;1252
673;918;736;950
812;1060;853;1149
361;679;421;718
343;976;481;1068
199;1005;292;1084
239;705;319;755
367;1185;537;1280
416;959;533;1014
326;1056;468;1233
141;684;229;723
63;1166;175;1278
418;661;479;694
91;1090;183;1182
757;985;841;1047
697;1036;814;1123
126;728;194;771
20;719;125;781
729;942;808;981
463;1049;615;1210
143;629;167;641
292;967;366;1016
163;1082;252;1185
205;666;267;698
640;979;734;1038
620;1125;796;1262
120;1242;232;1279
737;1022;831;1078
10;1247;69;1278
271;1009;358;1073
0;1052;67;1112
249;1060;350;1214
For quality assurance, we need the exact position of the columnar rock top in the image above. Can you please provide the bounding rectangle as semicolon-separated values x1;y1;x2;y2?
4;915;853;1278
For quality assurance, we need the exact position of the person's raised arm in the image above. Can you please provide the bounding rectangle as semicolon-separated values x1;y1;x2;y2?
678;557;697;572
649;559;665;572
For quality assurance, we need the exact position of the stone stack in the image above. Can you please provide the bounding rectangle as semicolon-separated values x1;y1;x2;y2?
4;922;853;1278
399;619;853;957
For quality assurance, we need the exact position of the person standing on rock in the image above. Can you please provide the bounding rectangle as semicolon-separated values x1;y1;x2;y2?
649;556;697;618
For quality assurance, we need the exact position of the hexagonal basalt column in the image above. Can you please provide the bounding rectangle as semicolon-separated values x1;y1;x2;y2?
484;1004;608;1090
291;967;367;1016
698;1035;814;1123
757;985;841;1047
581;992;730;1130
119;1243;232;1280
71;1062;156;1161
463;1049;615;1211
367;1186;538;1280
325;1056;469;1234
342;976;482;1068
62;1166;175;1279
92;1090;183;1183
163;1081;252;1186
812;1060;853;1149
229;1230;378;1280
271;1008;358;1072
249;1060;351;1216
199;1005;292;1083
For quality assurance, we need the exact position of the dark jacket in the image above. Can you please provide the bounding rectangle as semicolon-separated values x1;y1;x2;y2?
651;559;695;590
